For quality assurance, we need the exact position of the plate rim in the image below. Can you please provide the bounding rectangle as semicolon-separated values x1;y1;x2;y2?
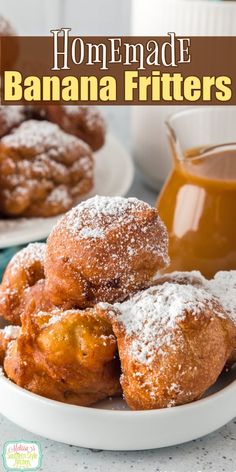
0;371;235;417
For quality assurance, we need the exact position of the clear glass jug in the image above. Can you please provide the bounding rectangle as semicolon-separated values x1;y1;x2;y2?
157;108;236;279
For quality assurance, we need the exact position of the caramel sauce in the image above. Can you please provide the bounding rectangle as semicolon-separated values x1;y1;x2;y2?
157;147;236;278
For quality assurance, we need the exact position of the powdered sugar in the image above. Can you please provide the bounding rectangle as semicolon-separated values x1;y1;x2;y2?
46;186;72;207
41;309;66;327
66;196;150;230
2;325;21;339
0;106;25;134
112;283;224;365
63;106;81;116
153;270;236;326
2;120;80;156
207;271;236;325
59;195;162;240
79;227;105;239
38;308;84;327
10;243;46;273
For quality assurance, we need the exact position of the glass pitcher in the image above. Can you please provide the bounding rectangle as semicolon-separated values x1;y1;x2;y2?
157;108;236;279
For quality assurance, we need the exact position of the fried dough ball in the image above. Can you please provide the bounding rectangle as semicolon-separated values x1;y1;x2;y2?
0;325;21;364
208;271;236;365
45;196;169;309
0;106;26;138
41;105;106;151
0;120;94;217
108;283;236;410
4;306;121;406
0;243;46;325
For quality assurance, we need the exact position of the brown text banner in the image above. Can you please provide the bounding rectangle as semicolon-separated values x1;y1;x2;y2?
0;35;235;105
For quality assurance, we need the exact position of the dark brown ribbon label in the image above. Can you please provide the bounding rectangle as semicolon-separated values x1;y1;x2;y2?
0;33;235;105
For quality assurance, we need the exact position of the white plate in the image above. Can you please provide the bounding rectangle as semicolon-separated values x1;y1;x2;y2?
0;134;134;248
0;367;235;451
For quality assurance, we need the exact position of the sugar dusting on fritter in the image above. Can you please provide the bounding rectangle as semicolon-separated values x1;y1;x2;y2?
9;243;46;273
0;106;25;131
62;196;152;236
57;196;167;245
111;282;225;365
208;271;236;325
1;325;21;339
2;120;84;155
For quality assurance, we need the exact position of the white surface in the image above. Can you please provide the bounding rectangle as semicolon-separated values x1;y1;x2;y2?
0;367;235;451
0;134;134;248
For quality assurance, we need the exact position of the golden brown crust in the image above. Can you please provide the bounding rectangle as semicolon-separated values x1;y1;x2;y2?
4;306;121;406
0;120;94;217
0;243;46;325
45;196;169;309
22;280;55;322
40;105;106;151
109;283;236;410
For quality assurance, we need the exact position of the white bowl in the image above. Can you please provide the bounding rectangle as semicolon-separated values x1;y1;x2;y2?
0;367;235;451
